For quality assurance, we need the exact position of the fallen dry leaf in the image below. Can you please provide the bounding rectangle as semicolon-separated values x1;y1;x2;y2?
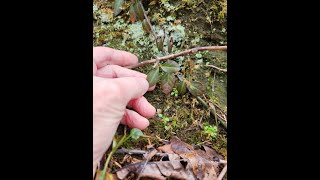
157;144;174;154
114;136;223;180
116;162;165;180
167;153;180;161
116;160;197;180
138;149;159;179
170;136;194;154
142;149;158;160
183;151;217;180
195;149;212;161
170;136;218;180
195;149;220;174
203;145;224;160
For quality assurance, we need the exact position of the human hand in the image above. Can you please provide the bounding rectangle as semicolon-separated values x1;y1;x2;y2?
93;47;156;176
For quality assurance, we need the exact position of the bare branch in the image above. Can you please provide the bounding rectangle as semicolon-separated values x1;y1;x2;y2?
125;46;227;69
115;148;166;156
219;160;227;164
217;164;227;180
196;96;227;129
139;1;156;39
204;64;227;72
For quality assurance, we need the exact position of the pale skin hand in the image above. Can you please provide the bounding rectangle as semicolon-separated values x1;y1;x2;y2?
93;47;156;176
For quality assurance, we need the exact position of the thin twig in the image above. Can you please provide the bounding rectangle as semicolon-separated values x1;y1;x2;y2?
216;113;227;123
125;46;227;69
219;160;227;164
136;149;158;180
139;1;156;39
196;96;227;129
204;64;227;72
116;148;167;156
217;163;227;180
152;56;160;68
212;71;216;97
212;102;227;116
115;148;227;164
208;102;218;126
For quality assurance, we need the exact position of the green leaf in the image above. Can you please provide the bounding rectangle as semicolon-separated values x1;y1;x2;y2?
177;80;187;95
134;1;144;21
112;138;117;149
129;4;136;23
147;67;160;87
156;36;164;52
130;128;143;140
142;19;151;33
160;60;180;73
186;80;205;96
113;0;125;16
161;73;176;94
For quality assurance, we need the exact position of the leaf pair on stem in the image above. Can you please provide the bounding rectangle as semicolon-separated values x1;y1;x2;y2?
147;60;205;96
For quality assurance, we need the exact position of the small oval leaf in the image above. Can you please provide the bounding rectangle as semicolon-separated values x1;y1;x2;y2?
142;19;151;33
129;4;137;23
147;67;160;87
134;1;144;21
130;128;144;140
168;37;173;53
161;73;176;94
160;60;180;73
186;81;205;96
177;80;187;95
113;0;125;16
156;37;164;52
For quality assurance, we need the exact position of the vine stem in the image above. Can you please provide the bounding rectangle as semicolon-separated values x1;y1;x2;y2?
98;135;130;180
125;46;227;69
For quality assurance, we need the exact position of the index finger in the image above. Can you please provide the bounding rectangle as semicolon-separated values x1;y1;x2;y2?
93;47;138;69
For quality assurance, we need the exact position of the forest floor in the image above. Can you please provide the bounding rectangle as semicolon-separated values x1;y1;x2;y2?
94;0;227;179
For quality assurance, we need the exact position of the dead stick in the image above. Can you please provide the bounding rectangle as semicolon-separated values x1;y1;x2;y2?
216;113;227;123
196;96;227;129
219;160;227;164
204;64;227;72
217;164;227;180
116;148;227;164
136;149;158;180
116;148;166;156
125;46;227;69
139;1;156;39
212;102;227;116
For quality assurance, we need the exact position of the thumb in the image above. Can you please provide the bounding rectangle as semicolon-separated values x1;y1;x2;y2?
113;77;149;103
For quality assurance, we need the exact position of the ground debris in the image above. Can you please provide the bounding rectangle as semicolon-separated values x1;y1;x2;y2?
114;136;222;180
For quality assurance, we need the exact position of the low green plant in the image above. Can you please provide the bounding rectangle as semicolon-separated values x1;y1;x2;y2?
203;123;218;140
170;87;178;97
158;113;171;131
97;128;144;180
